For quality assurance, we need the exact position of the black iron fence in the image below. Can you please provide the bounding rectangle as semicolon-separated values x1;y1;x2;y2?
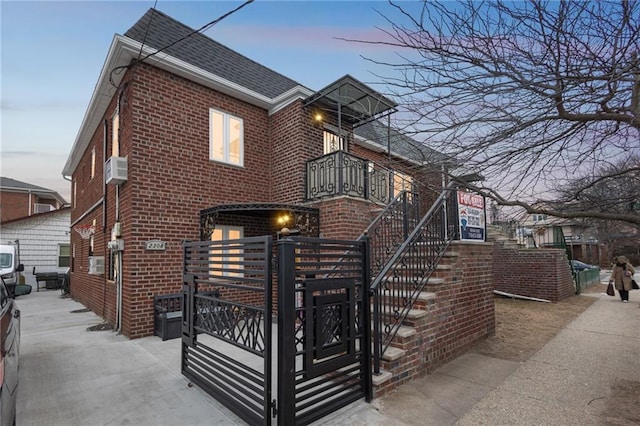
181;236;274;425
305;150;412;204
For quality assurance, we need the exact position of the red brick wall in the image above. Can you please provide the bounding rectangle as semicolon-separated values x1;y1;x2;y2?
311;197;376;241
270;101;322;204
0;191;62;222
1;191;30;222
492;245;575;301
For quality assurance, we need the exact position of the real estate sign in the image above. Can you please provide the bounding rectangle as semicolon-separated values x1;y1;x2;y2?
457;191;486;241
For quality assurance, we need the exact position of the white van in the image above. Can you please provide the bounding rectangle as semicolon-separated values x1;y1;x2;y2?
0;242;24;289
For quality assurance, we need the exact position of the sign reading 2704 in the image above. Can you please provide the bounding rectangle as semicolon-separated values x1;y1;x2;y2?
457;191;486;242
145;240;166;251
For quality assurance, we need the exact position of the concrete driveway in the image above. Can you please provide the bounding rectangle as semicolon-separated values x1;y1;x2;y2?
16;290;245;426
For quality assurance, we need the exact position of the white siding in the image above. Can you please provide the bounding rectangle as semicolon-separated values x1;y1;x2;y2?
0;210;71;286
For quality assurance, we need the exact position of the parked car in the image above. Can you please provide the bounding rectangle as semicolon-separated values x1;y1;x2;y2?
571;260;598;272
0;277;30;426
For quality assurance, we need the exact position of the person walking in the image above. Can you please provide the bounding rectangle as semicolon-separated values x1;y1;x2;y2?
609;255;635;302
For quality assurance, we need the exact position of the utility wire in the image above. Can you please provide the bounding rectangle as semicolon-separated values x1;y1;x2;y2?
136;0;159;62
109;0;254;87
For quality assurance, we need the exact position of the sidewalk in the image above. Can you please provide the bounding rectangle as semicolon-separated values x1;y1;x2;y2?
16;288;640;425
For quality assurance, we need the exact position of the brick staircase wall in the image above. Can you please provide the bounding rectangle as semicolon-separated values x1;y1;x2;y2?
373;241;495;397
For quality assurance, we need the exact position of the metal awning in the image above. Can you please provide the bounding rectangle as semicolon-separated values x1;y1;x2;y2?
199;203;320;240
304;75;397;126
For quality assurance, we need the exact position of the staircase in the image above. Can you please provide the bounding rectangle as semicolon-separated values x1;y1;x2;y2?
359;183;464;395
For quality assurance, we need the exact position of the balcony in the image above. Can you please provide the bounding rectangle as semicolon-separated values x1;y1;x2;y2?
306;150;408;204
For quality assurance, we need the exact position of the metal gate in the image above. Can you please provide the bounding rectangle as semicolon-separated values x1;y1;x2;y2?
182;236;274;425
182;236;371;425
277;237;372;426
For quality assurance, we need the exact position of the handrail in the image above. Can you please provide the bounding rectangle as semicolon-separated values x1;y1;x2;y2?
370;181;459;372
358;190;420;281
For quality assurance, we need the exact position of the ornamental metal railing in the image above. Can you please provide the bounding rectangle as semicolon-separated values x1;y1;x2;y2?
370;182;459;372
360;190;421;281
305;150;412;204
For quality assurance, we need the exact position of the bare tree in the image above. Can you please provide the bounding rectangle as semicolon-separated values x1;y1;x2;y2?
556;156;640;255
356;0;640;223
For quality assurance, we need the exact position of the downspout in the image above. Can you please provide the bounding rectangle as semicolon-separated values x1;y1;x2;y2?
115;184;122;334
114;90;123;334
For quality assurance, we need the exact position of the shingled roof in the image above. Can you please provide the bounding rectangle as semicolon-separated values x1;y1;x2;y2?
0;177;67;203
124;9;303;99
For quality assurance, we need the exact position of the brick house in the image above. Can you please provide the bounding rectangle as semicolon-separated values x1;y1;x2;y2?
63;8;452;336
63;9;496;402
0;177;67;223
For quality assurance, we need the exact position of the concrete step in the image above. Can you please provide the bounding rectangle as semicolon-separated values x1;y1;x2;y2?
377;306;429;321
381;345;405;361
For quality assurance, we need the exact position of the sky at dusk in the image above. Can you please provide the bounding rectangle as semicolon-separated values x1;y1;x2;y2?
1;0;404;202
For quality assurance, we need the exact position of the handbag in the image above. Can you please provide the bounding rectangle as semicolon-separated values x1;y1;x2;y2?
632;280;639;290
606;282;615;296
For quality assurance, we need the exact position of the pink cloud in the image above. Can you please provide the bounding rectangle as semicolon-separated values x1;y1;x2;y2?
207;24;397;53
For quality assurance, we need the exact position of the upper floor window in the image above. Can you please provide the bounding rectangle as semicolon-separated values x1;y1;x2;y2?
323;130;345;154
91;147;96;179
210;109;243;166
393;171;413;195
532;214;547;222
112;111;120;157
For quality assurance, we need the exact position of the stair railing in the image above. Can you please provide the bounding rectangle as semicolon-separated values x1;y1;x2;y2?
359;190;421;281
370;182;459;373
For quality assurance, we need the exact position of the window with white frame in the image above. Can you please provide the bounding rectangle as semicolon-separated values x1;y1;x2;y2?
91;147;96;179
323;130;345;154
393;171;413;195
210;226;244;277
112;111;120;157
532;214;547;222
210;109;243;166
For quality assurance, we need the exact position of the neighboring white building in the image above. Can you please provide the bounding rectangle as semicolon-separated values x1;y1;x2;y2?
0;207;71;287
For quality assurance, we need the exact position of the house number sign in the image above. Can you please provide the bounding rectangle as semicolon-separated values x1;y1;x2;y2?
145;240;166;251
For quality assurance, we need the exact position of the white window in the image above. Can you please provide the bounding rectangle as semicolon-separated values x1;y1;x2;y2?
532;214;547;222
323;130;345;154
112;111;120;157
91;147;96;179
393;171;413;194
210;109;243;166
210;226;244;277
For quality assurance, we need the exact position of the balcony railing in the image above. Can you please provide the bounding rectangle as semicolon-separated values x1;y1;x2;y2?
305;150;410;204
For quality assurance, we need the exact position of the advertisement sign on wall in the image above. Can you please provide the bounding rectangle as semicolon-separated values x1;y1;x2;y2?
457;191;486;241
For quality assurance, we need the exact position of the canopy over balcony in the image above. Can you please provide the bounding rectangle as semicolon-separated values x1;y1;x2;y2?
304;75;397;126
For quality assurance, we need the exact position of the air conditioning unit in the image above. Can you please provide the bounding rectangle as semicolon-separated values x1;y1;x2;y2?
105;156;128;185
34;203;54;214
88;256;105;275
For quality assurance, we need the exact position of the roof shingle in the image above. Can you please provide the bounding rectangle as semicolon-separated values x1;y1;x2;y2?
124;9;302;99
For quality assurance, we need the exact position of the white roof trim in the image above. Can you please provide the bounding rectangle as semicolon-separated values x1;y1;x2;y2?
63;35;312;176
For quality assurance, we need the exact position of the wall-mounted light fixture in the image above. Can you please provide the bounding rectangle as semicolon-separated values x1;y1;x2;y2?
313;112;323;123
277;213;291;227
